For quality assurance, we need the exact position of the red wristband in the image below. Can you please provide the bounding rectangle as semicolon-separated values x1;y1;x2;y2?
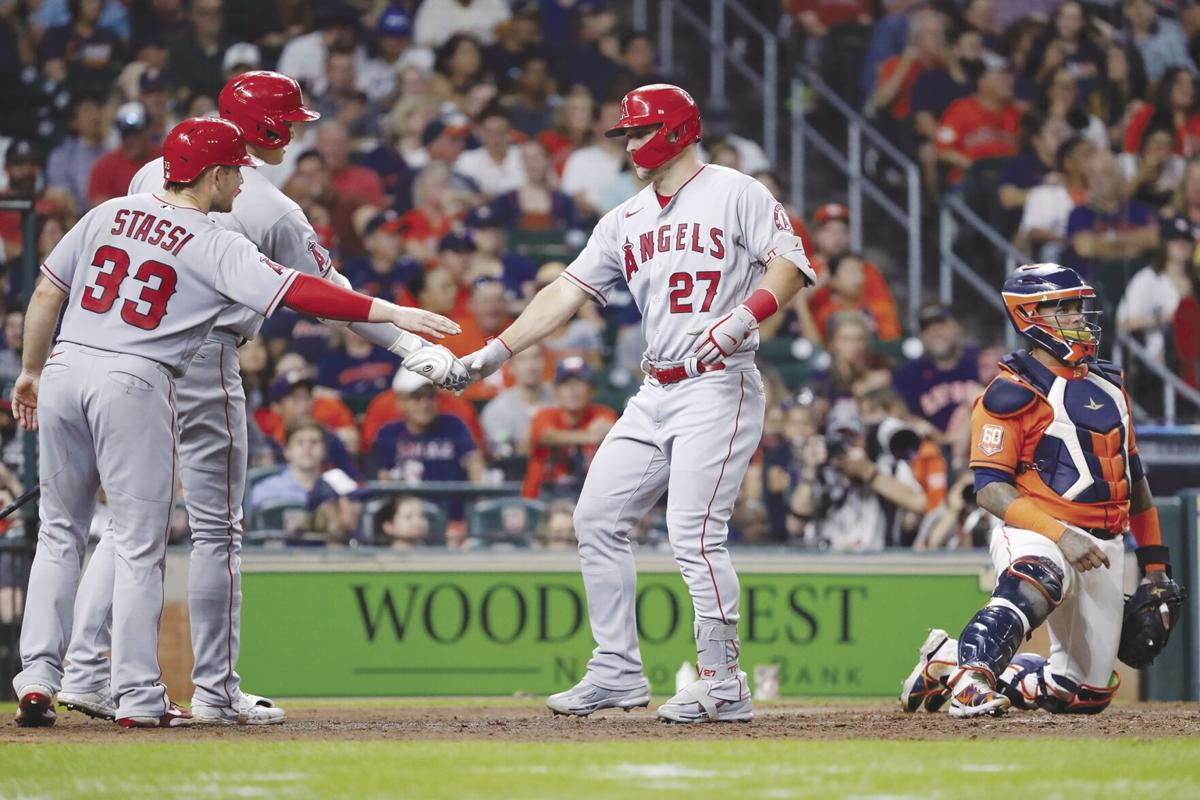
283;273;374;321
742;288;779;323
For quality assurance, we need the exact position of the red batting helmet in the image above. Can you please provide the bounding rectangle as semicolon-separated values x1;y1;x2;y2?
163;117;263;184
218;70;320;151
605;84;702;170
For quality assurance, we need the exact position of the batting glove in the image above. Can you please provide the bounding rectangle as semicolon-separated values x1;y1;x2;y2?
689;305;758;365
402;344;472;393
463;337;513;381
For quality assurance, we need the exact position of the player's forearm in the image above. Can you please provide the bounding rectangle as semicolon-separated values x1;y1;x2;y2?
496;277;590;355
976;480;1022;521
283;273;375;321
21;281;68;376
348;320;426;357
870;471;927;514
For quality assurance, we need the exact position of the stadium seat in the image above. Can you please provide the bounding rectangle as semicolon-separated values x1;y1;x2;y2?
247;499;310;534
466;497;545;547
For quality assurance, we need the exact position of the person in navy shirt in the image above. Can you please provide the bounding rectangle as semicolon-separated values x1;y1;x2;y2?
341;210;422;302
316;331;400;399
369;369;485;519
892;304;982;457
1064;148;1159;282
464;204;538;303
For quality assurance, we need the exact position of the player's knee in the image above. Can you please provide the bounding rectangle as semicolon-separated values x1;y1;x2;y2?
996;556;1064;630
571;494;606;545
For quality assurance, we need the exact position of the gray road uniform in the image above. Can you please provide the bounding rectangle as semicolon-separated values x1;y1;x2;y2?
62;163;409;709
14;193;301;718
559;165;812;696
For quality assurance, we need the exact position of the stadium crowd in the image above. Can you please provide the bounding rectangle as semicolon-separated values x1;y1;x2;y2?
0;0;1192;553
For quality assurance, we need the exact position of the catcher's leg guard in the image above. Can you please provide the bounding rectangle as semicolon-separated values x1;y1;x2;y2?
957;556;1064;683
1039;671;1120;715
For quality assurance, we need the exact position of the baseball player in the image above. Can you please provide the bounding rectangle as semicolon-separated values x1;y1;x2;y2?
408;84;814;722
12;116;459;728
54;71;468;726
898;263;1183;718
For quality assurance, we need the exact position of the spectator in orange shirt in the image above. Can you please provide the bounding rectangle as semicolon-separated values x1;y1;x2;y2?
397;162;459;262
315;119;386;208
255;370;360;479
808;252;903;343
448;277;513;401
522;357;618;499
871;9;947;151
935;52;1022;186
87;102;160;209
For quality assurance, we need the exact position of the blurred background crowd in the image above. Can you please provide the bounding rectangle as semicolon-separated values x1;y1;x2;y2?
0;0;1192;554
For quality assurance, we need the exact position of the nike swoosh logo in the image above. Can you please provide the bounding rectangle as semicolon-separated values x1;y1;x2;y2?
624;208;642;218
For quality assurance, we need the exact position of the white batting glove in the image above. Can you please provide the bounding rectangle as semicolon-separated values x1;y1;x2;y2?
463;338;512;381
688;305;758;365
402;344;472;393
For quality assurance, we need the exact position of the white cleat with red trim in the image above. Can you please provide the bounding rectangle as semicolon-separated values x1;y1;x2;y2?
657;674;753;723
58;681;116;721
192;691;287;726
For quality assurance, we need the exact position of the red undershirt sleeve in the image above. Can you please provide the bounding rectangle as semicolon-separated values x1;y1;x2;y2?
282;273;375;321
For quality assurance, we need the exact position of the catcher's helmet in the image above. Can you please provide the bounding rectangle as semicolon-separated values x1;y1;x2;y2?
163;117;263;184
1001;263;1101;365
605;83;701;170
218;70;320;151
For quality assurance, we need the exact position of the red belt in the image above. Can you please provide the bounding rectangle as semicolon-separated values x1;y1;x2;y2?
648;362;725;385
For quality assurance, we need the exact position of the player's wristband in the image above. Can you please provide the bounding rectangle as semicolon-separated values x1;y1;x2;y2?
1003;497;1066;543
742;288;779;323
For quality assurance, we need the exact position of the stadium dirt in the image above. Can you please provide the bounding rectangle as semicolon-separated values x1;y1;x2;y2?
4;701;1198;743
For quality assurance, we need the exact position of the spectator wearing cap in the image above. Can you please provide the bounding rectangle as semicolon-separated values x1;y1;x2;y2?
87;101;159;208
0;142;44;262
255;369;359;477
490;141;576;232
307;468;368;546
249;419;328;510
222;41;261;77
429;34;488;108
360;358;484;454
137;68;175;146
405;118;480;200
413;0;511;48
935;52;1022;186
480;343;554;457
561;99;626;217
503;54;558;139
360;6;434;103
165;0;229;105
539;88;596;177
38;0;125;98
1014;135;1094;261
1119;125;1186;209
892;304;982;465
1117;216;1194;362
1124;0;1194;84
455;104;526;199
369;370;485;520
316;330;400;405
45;97;107;214
313;45;384;141
341;211;421;302
464;204;538;302
277;2;363;93
521;357;617;499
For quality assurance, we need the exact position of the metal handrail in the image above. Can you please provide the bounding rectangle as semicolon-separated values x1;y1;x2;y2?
1115;331;1200;426
790;72;923;327
653;0;780;166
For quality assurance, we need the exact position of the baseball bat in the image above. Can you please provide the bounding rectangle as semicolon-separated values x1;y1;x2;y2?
0;486;40;522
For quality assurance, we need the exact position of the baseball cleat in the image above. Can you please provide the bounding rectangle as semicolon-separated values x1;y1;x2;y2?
949;670;1011;719
192;692;287;726
546;678;651;717
117;701;194;728
59;682;116;721
657;675;753;723
14;685;57;728
899;628;956;713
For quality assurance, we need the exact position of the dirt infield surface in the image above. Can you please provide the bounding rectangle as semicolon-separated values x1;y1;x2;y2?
4;700;1198;743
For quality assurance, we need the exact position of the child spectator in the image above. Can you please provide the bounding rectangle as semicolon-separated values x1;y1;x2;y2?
379;495;433;549
539;500;577;550
522;357;617;499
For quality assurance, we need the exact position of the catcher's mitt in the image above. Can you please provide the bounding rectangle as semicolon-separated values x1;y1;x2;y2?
1118;576;1185;669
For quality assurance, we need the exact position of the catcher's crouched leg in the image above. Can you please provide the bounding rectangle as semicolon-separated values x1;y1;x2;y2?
999;654;1119;714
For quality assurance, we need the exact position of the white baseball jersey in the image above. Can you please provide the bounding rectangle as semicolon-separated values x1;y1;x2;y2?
42;193;298;373
561;164;814;370
129;158;332;340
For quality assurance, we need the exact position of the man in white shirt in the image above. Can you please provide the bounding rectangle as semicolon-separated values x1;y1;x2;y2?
561;101;626;216
480;345;554;456
1015;136;1095;262
454;104;526;198
412;0;511;48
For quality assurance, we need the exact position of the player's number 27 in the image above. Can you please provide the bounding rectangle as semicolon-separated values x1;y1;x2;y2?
80;245;178;331
668;270;720;314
